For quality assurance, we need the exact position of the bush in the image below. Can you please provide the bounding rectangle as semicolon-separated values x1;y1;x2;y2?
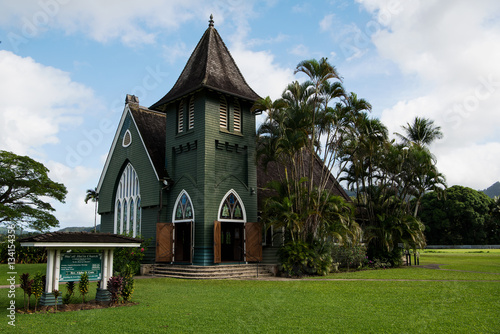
63;281;75;304
121;265;135;302
32;272;44;311
79;272;89;303
113;235;150;275
278;240;333;277
331;245;367;271
0;235;47;264
107;275;124;304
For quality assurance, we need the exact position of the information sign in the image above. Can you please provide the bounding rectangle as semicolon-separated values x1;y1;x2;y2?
59;253;102;282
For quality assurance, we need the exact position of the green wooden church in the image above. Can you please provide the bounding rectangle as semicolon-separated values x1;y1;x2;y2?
96;16;349;268
97;16;265;266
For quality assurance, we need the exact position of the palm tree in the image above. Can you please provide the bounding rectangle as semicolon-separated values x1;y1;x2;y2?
84;187;99;233
395;117;443;147
294;58;342;198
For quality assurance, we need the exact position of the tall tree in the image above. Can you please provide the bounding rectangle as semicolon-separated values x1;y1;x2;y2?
0;150;67;231
294;58;341;199
395;117;443;147
84;187;99;233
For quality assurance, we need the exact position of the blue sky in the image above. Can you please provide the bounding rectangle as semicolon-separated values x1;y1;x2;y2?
1;0;499;230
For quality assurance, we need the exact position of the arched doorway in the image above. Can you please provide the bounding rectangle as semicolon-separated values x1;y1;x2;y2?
214;190;246;263
172;191;194;263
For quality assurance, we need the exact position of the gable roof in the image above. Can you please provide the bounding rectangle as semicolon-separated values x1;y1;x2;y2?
257;153;352;211
19;232;142;248
96;97;166;193
128;103;166;177
150;16;261;111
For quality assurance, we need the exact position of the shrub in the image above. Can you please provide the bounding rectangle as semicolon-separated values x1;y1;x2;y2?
121;265;135;302
52;290;61;311
107;275;124;304
331;245;367;271
113;235;150;275
0;235;47;264
32;272;44;312
278;240;333;277
63;281;75;304
79;272;89;303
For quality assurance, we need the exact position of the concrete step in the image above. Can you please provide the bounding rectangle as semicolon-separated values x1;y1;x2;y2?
152;264;275;279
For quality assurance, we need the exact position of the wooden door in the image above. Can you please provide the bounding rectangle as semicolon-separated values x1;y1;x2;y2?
245;222;262;262
156;223;174;262
214;221;221;263
189;221;193;263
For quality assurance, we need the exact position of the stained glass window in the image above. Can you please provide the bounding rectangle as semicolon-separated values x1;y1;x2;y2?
219;192;244;220
174;192;194;221
114;163;141;236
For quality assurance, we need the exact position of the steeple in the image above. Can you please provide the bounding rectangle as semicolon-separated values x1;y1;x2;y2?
150;15;261;111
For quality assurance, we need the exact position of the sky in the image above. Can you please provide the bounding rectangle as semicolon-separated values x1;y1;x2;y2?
0;0;499;230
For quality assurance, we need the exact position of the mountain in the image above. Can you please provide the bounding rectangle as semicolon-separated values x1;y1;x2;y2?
58;224;101;233
480;181;500;198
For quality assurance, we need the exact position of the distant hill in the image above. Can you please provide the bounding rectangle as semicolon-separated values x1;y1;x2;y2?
480;181;500;198
58;224;101;233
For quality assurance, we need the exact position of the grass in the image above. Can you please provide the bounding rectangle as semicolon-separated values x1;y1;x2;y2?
1;250;499;333
0;263;46;285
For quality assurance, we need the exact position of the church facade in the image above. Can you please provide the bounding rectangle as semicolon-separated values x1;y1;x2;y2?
97;17;264;266
96;17;350;267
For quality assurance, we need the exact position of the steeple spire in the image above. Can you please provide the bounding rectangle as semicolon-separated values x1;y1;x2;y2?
209;14;214;28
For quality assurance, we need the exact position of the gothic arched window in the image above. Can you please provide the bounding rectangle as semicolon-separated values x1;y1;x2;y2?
114;163;141;237
173;191;194;222
218;190;245;221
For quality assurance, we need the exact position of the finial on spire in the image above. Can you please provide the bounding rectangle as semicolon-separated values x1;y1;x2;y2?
209;14;214;27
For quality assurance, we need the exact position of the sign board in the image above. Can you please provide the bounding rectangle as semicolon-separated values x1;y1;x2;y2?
59;253;102;282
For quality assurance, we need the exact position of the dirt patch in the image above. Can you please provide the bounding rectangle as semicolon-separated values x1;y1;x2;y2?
16;300;138;314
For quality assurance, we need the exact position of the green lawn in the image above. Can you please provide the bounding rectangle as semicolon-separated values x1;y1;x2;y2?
1;250;499;333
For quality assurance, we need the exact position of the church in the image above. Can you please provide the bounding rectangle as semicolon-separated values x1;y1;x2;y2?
96;16;349;268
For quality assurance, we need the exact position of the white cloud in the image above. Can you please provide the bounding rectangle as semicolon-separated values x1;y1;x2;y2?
289;44;309;57
320;14;335;32
359;0;500;188
231;47;294;101
0;51;94;157
47;161;102;230
0;0;252;47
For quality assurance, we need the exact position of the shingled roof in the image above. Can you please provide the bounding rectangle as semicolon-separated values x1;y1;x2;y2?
150;15;261;111
128;102;167;178
257;153;352;211
18;232;143;245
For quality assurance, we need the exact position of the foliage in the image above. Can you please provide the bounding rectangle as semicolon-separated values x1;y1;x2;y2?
107;275;124;304
113;236;150;275
121;264;135;302
331;244;367;270
52;289;61;311
0;235;47;264
341;115;444;262
19;273;32;310
84;187;99;233
32;272;44;312
256;58;442;272
0;150;67;231
78;272;89;303
278;240;333;277
63;281;75;304
419;185;495;244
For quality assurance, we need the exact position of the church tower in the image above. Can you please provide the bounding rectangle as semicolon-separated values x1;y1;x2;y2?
150;16;262;265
